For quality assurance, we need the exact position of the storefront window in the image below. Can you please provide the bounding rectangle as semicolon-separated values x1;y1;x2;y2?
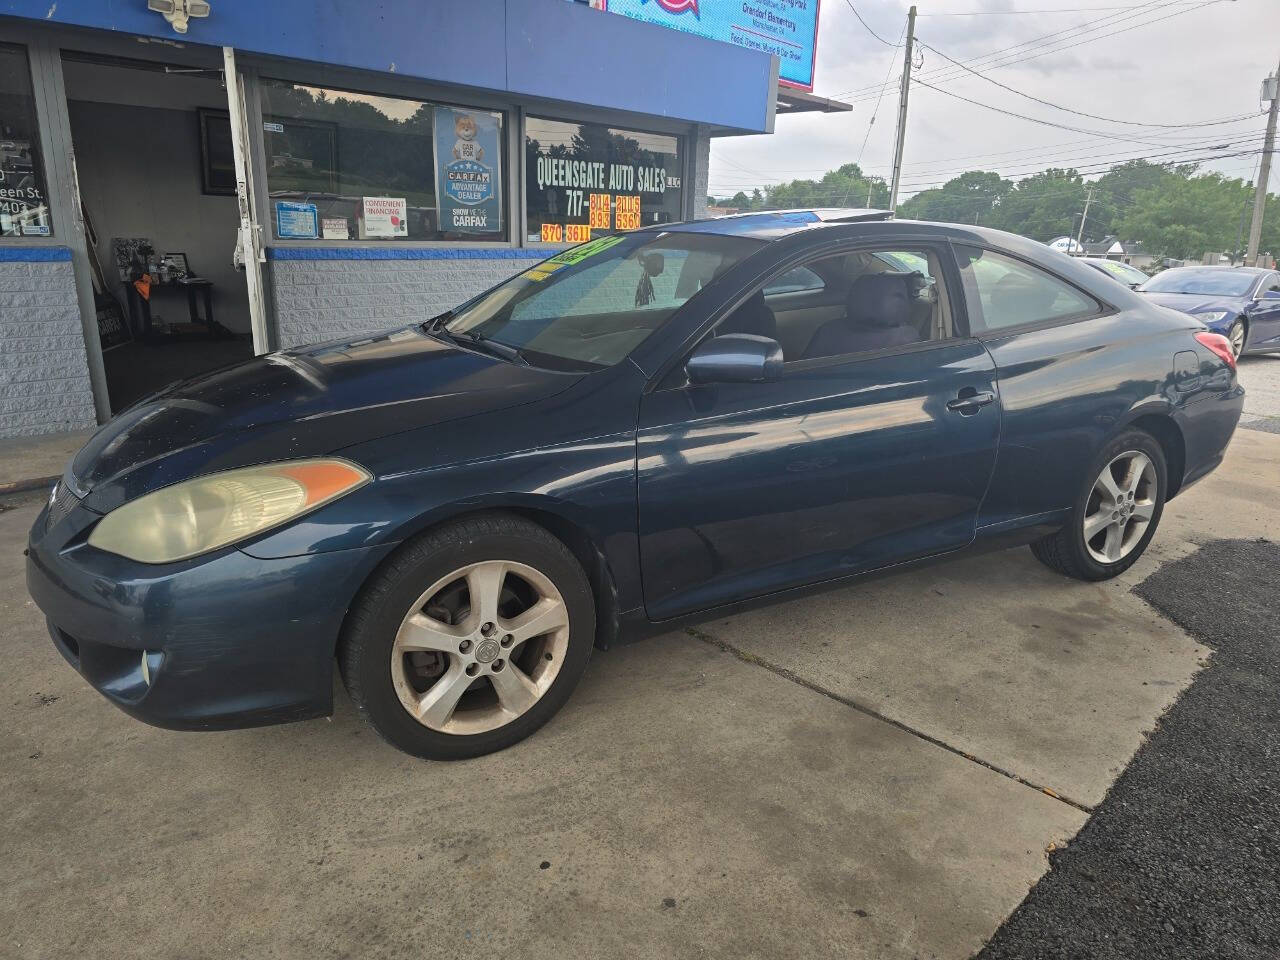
0;44;53;238
525;117;682;244
259;79;505;242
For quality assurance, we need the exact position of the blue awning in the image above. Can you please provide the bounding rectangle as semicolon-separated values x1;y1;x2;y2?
3;0;777;134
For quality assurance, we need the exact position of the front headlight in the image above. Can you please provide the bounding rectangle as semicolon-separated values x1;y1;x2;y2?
1193;310;1231;324
88;459;371;563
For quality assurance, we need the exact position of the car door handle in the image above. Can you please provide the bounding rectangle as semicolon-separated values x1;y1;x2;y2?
946;389;996;415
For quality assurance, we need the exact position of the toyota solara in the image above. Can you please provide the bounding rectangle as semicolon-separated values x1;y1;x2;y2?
27;210;1244;759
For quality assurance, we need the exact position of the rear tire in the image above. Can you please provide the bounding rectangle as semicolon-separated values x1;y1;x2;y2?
1030;429;1167;582
339;514;595;760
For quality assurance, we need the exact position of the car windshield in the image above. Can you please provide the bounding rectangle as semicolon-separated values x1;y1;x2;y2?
1093;260;1147;284
441;232;764;369
1139;268;1255;297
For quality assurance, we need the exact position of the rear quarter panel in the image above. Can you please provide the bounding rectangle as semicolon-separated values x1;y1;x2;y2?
976;306;1237;529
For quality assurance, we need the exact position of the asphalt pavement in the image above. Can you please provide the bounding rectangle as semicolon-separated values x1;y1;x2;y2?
979;538;1280;959
1;424;1277;959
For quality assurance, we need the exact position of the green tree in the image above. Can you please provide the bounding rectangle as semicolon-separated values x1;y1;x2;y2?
986;168;1088;242
898;171;1012;225
1114;172;1255;260
760;163;888;210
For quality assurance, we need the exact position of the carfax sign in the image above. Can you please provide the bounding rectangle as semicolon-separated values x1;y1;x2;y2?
604;0;821;90
433;106;503;236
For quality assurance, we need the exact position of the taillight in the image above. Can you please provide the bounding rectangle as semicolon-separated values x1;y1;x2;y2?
1195;331;1236;371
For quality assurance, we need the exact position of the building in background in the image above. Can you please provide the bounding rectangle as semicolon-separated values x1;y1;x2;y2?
0;0;844;438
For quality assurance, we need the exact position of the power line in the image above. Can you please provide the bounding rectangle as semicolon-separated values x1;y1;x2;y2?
831;0;1220;104
842;0;899;47
896;145;1264;190
910;77;1221;146
917;1;1205;13
708;122;1264;181
828;0;1176;100
709;147;1265;200
916;38;1254;129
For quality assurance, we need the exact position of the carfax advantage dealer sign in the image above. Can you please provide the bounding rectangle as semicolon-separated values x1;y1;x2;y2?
602;0;821;91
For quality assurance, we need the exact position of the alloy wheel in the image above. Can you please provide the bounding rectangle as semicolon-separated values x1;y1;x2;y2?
390;560;570;735
1082;450;1158;565
1229;321;1246;358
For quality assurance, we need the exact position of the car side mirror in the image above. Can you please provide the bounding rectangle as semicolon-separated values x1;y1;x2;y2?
686;333;783;384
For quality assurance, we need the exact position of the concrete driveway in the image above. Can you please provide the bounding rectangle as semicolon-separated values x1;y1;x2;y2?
3;427;1277;960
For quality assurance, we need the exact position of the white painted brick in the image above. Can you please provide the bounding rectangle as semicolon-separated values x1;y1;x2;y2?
0;260;97;439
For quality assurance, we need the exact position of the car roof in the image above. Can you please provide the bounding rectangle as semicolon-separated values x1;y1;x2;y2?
661;208;893;239
1160;264;1270;275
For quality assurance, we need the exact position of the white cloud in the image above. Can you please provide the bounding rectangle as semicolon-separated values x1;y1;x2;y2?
710;0;1280;202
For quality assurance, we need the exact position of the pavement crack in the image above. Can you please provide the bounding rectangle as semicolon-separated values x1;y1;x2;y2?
684;626;1094;815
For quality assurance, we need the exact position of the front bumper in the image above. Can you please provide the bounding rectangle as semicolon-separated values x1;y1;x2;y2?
27;499;395;731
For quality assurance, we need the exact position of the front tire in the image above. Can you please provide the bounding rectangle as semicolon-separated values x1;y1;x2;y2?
339;514;595;760
1227;319;1247;358
1030;429;1167;581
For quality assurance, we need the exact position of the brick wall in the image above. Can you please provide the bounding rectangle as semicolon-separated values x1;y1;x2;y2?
267;250;554;350
0;253;97;439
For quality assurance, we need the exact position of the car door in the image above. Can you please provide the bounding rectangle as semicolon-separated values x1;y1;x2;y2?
1246;273;1280;351
635;241;1001;621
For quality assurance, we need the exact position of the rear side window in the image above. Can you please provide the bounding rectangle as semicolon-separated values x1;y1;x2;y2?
956;245;1101;333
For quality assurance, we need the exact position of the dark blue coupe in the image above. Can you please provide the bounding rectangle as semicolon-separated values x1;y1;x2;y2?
28;210;1244;759
1138;264;1280;358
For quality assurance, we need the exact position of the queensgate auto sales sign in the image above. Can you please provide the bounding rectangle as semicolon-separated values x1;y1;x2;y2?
602;0;821;91
433;106;503;236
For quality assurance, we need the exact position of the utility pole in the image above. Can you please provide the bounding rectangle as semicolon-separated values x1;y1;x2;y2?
888;5;917;215
1075;186;1094;251
1246;55;1280;266
1233;187;1253;264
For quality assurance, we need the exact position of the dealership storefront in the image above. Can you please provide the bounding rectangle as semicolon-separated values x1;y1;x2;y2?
0;0;840;438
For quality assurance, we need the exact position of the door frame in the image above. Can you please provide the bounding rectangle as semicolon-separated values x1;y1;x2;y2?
11;32;111;422
7;24;273;419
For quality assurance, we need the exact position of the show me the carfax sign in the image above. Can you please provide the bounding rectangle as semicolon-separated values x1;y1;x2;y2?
602;0;820;90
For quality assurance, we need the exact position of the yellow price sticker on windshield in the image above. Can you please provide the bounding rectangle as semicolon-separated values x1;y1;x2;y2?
547;234;625;266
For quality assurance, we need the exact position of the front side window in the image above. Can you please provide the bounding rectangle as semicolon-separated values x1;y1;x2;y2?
956;246;1100;333
259;79;505;242
525;117;682;244
716;247;955;362
442;232;761;369
0;44;52;238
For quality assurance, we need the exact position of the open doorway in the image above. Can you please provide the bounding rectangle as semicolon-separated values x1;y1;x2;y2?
61;52;253;412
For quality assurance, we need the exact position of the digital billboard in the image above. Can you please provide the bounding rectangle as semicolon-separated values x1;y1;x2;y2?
603;0;821;91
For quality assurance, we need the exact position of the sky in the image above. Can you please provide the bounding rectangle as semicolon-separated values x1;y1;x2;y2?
708;0;1280;204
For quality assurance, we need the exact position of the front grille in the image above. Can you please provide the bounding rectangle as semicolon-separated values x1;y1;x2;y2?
46;481;82;532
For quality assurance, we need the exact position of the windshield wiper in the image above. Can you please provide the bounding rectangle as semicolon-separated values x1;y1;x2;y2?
421;310;454;332
453;330;530;366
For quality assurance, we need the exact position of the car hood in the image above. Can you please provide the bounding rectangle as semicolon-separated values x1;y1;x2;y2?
1138;292;1245;317
71;326;581;511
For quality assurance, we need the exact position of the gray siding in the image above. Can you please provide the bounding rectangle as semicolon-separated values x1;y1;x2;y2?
692;126;711;219
0;258;97;439
268;254;546;350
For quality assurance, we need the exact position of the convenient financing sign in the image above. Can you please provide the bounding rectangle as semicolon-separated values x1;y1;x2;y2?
603;0;821;90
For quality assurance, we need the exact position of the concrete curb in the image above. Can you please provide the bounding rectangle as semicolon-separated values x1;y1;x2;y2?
0;476;57;497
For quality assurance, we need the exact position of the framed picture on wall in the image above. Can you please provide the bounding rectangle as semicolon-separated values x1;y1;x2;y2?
198;108;237;196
